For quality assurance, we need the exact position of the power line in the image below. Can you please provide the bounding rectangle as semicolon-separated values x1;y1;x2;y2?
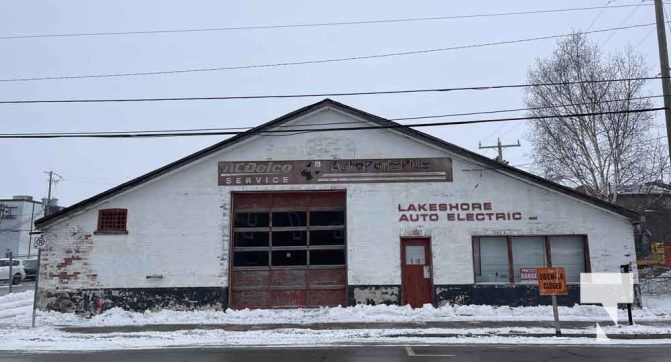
393;94;663;120
664;3;671;38
0;107;663;139
1;95;663;136
586;0;613;31
0;77;663;104
0;3;657;41
601;1;643;46
634;28;656;47
634;3;671;49
0;23;656;83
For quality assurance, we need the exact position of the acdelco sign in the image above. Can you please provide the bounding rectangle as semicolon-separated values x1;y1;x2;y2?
218;158;453;186
219;162;293;174
219;161;294;185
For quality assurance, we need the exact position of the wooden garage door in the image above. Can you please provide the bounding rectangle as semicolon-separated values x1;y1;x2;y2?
230;191;347;308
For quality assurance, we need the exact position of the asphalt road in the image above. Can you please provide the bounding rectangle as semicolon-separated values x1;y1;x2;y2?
0;281;35;296
1;345;670;362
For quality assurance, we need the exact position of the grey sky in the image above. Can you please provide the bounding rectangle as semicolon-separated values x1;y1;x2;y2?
0;0;667;206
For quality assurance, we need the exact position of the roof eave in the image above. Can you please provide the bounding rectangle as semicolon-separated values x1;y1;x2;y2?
35;98;640;227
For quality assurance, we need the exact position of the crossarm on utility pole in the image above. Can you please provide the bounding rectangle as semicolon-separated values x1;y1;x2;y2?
478;138;521;163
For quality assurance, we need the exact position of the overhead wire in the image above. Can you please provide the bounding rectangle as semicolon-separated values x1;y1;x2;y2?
463;134;669;174
0;107;664;139
664;3;671;37
635;2;671;47
0;94;663;137
0;3;658;40
586;1;613;31
0;77;664;103
601;1;643;46
0;94;663;136
0;23;657;83
634;28;656;47
390;94;663;120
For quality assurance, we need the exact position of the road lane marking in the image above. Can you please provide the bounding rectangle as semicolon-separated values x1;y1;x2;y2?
405;346;456;357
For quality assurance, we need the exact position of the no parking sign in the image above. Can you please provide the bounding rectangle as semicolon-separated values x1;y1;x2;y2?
34;235;47;249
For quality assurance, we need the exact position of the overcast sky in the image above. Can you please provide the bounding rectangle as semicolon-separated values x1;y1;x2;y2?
0;0;668;206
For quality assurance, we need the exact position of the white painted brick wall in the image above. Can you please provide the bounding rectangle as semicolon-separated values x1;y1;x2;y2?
38;107;637;291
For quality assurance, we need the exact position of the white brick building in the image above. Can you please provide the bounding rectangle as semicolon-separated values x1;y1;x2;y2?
1;196;44;259
34;99;639;313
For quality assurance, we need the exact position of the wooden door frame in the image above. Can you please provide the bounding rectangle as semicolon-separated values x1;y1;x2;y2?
400;237;434;306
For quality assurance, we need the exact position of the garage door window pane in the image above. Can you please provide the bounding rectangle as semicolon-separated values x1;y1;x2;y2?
310;249;345;265
234;232;269;247
273;231;307;246
310;211;345;226
511;237;546;283
234;251;269;267
273;212;307;227
476;237;509;283
310;229;345;245
550;236;585;283
272;250;307;266
234;212;269;228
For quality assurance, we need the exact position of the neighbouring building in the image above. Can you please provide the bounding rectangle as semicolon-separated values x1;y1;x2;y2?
0;196;45;258
616;190;671;267
34;99;640;314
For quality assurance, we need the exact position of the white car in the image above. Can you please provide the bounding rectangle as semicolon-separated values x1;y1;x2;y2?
0;258;26;285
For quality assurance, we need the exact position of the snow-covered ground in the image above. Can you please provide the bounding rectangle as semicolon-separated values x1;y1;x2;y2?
643;295;671;309
2;291;671;351
3;291;671;328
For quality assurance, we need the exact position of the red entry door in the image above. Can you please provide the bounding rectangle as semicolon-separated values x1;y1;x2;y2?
401;238;433;308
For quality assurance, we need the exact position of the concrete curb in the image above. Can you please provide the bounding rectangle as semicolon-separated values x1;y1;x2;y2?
385;333;671;339
59;320;671;337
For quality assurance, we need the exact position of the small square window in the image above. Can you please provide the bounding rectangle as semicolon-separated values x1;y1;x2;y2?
96;209;128;234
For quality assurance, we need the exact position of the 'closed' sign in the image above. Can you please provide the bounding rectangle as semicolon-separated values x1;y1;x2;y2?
537;267;568;296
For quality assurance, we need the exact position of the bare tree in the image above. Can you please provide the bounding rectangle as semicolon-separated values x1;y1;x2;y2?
525;33;669;202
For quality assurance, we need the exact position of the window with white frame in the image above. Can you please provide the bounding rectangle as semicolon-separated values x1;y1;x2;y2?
473;235;587;284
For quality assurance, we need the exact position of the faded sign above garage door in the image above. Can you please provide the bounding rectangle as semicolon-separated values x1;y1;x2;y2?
219;157;453;186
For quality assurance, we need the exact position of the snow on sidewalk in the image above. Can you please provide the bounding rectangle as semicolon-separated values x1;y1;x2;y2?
2;291;671;351
5;326;671;352
3;291;671;328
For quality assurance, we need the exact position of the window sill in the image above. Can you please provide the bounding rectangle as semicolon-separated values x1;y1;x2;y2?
475;282;580;286
94;230;128;235
475;282;512;285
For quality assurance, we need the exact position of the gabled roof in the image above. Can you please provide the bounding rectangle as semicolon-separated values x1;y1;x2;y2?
35;98;639;227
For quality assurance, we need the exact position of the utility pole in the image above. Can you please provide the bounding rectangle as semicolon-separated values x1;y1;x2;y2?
42;171;61;215
27;202;35;258
479;138;521;163
32;170;60;328
654;0;671;166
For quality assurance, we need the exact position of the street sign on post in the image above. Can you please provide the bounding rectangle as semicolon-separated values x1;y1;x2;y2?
538;268;568;296
31;235;46;328
34;235;46;249
537;267;567;337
